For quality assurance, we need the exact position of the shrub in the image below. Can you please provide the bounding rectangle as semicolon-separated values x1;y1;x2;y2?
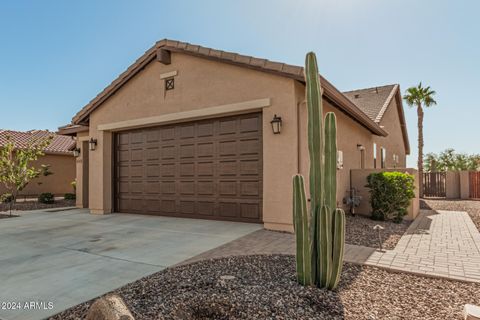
38;192;55;204
0;193;13;203
366;172;415;223
64;193;76;200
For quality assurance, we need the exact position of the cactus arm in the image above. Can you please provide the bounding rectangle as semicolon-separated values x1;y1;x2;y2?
328;208;346;290
293;175;312;285
318;204;332;288
324;112;337;212
305;52;324;212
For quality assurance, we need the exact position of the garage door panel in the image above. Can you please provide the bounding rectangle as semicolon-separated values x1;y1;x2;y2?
197;161;214;176
115;113;262;222
218;140;237;156
197;122;214;137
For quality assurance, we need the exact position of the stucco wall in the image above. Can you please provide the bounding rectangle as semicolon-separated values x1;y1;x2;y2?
374;95;407;169
446;171;461;199
87;52;299;231
295;81;377;213
0;153;75;197
75;131;90;208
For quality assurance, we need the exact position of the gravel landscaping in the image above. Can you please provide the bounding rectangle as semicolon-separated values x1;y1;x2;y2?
346;214;411;250
0;199;75;213
422;199;480;231
50;254;480;320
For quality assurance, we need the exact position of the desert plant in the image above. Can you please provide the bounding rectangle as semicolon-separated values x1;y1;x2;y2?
64;193;76;200
292;52;345;290
403;83;437;197
0;135;53;215
366;172;415;223
38;192;55;204
0;193;13;203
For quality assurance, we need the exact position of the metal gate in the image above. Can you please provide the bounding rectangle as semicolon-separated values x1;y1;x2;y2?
423;172;446;198
470;171;480;199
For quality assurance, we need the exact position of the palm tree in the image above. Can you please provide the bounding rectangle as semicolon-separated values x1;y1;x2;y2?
403;83;437;198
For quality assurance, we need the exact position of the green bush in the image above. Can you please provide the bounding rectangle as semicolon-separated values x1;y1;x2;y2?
0;193;13;203
38;193;55;204
366;172;415;223
64;193;76;200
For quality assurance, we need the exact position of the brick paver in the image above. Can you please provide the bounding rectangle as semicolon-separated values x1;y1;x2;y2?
183;209;480;283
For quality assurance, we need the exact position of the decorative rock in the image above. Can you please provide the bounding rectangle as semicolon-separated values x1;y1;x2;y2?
85;294;134;320
464;304;480;320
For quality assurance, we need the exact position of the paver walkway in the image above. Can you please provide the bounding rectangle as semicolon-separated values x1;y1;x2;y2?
184;209;480;283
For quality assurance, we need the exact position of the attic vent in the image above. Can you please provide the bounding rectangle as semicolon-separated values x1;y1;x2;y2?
354;94;360;99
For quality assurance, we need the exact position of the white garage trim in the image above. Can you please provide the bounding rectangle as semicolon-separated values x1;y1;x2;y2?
97;98;271;131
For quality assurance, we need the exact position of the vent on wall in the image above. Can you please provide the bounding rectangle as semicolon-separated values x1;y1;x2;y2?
165;78;174;91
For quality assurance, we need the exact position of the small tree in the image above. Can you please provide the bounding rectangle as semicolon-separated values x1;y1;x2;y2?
0;136;53;215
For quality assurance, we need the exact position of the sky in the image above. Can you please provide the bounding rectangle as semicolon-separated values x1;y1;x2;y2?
0;0;478;168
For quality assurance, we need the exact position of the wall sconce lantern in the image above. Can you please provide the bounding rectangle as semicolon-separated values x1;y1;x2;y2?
72;148;81;157
89;138;98;151
270;114;282;134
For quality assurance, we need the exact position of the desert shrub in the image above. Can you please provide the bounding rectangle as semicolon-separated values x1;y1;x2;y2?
0;193;13;203
366;172;415;223
64;193;76;200
38;192;55;204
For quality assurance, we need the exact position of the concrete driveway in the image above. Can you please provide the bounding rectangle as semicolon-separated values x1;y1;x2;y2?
0;208;261;320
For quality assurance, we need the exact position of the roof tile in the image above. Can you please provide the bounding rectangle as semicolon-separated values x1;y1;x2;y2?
0;130;75;154
343;84;397;122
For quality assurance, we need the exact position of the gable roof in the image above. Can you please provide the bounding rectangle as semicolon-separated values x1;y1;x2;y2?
0;130;75;155
343;84;397;122
344;84;410;154
71;39;387;137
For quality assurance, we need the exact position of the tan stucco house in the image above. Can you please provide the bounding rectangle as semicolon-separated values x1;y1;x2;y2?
0;130;76;197
59;39;410;231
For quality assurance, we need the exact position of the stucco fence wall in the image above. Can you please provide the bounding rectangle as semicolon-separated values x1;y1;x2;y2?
0;154;76;198
445;171;478;200
350;168;420;221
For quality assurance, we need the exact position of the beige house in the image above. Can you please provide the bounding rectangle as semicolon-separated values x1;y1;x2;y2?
59;39;410;231
0;130;76;197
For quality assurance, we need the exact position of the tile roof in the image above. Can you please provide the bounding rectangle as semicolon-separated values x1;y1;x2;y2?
0;130;75;155
71;39;388;137
343;84;398;123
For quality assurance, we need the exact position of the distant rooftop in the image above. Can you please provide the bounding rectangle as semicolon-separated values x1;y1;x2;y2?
0;129;75;155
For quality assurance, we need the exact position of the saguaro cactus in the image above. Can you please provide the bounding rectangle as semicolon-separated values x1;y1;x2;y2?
293;52;346;290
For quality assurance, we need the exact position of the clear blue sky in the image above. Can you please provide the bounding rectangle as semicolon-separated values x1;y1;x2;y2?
0;0;478;167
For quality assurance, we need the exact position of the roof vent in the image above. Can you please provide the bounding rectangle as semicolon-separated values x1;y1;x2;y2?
354;94;360;99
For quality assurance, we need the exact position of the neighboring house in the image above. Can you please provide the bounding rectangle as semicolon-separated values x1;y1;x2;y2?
0;130;76;197
59;39;410;231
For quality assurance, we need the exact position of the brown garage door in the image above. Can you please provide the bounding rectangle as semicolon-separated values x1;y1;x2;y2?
114;113;263;222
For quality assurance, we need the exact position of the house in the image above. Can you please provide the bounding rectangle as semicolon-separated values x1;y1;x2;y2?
59;39;410;231
0;130;76;197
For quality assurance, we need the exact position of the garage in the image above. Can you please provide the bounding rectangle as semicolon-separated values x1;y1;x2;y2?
114;113;263;222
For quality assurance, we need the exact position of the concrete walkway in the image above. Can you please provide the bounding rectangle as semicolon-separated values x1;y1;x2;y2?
185;209;480;283
0;208;260;320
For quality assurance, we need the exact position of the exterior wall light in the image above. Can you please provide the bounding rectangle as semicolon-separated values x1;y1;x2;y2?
73;148;81;157
337;150;344;170
89;138;98;151
270;114;282;134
